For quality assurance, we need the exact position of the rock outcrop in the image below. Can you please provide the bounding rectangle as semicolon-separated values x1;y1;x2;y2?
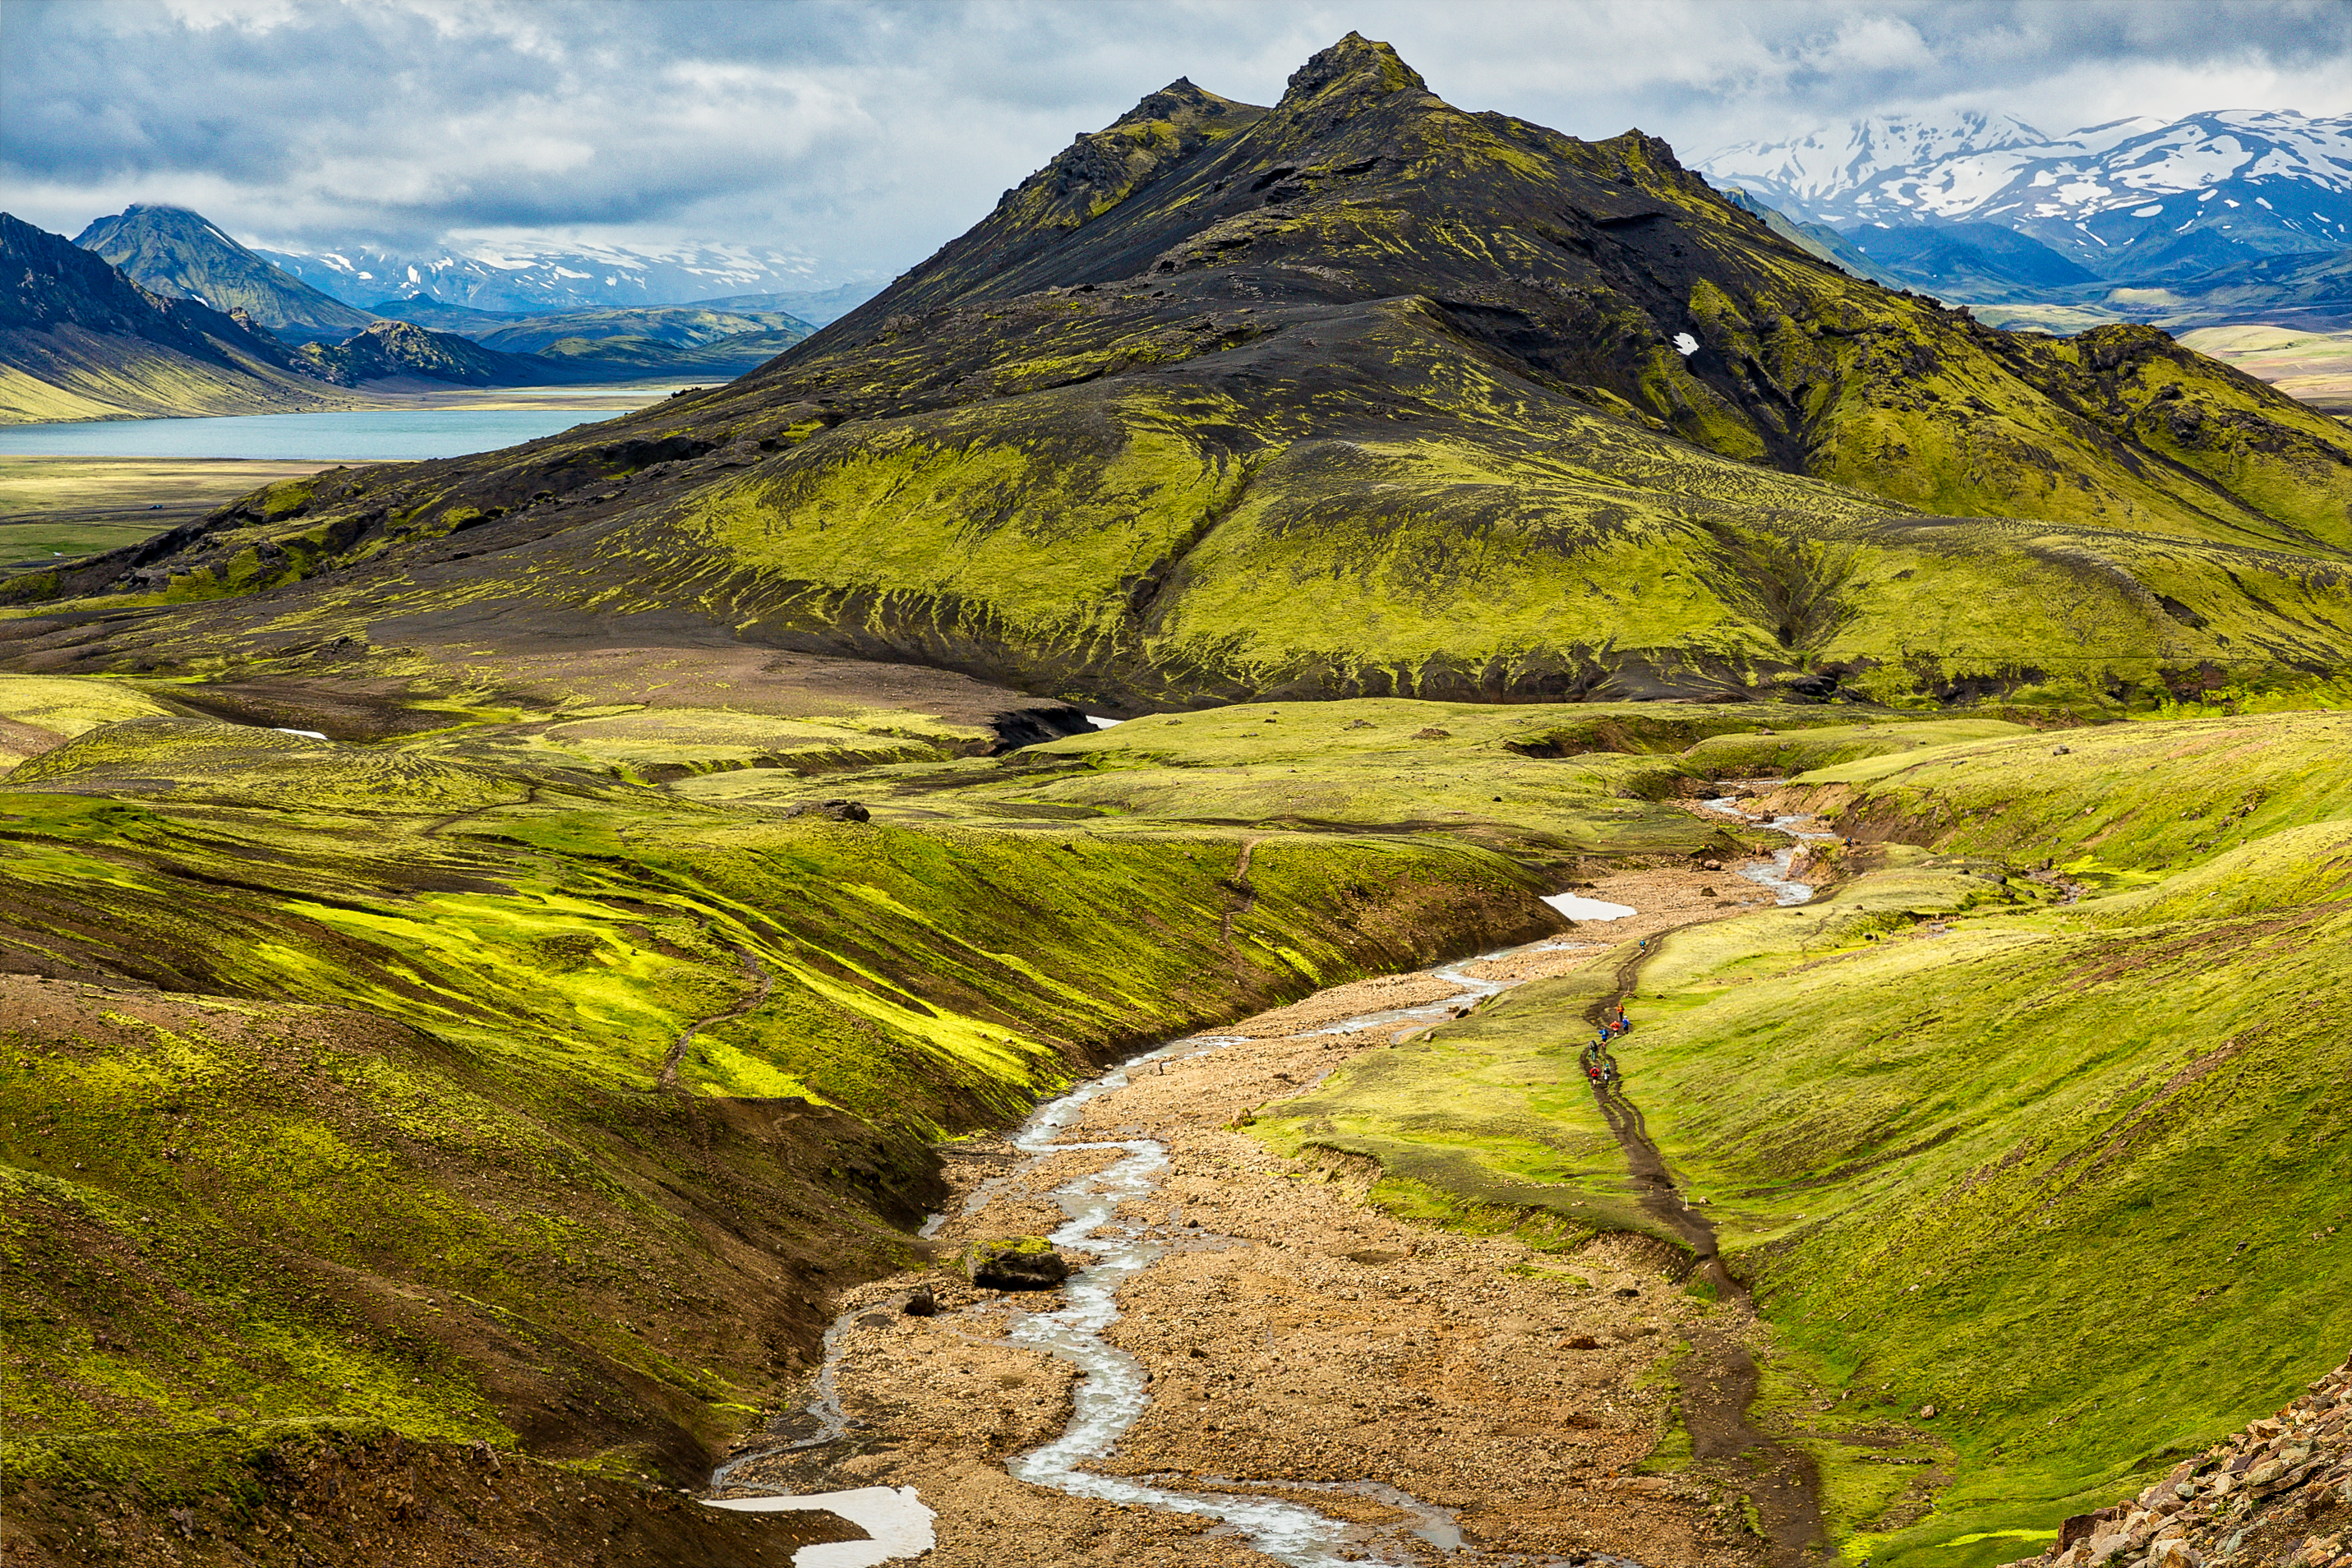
1999;1353;2352;1568
963;1236;1072;1290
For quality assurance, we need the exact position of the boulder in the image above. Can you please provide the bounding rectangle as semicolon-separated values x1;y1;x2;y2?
903;1284;937;1317
782;800;871;823
963;1236;1071;1290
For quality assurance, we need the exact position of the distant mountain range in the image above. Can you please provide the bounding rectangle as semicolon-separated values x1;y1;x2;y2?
0;205;841;417
247;237;881;323
1703;108;2352;328
1;210;828;421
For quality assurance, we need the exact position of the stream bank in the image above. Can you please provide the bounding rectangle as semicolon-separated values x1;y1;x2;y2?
712;853;1828;1566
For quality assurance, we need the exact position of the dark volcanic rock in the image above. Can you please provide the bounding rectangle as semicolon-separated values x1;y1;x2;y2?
780;800;871;823
964;1237;1071;1290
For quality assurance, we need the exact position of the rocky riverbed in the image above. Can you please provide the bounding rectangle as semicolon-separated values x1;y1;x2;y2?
712;861;1784;1566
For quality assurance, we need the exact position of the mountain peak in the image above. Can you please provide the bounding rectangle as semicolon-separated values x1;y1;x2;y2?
1278;32;1429;112
1115;76;1235;128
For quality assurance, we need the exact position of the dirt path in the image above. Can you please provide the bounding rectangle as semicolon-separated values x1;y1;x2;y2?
1584;928;1828;1567
658;943;773;1089
708;864;1810;1566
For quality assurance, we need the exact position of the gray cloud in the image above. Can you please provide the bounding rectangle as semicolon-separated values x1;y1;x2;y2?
4;0;2346;284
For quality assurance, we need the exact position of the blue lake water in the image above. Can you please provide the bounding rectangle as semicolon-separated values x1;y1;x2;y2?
0;407;635;460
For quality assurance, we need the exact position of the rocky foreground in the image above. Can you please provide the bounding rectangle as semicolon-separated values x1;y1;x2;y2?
2000;1354;2351;1568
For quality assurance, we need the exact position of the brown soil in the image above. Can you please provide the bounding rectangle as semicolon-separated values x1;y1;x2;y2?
714;909;1798;1567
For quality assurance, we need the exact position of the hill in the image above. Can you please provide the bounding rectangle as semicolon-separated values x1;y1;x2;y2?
474;303;812;354
0;214;367;425
366;297;528;334
9;35;2347;713
74;205;378;343
1254;710;2352;1566
289;319;588;388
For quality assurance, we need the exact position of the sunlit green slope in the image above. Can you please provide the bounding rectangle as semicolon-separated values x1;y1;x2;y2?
1259;712;2352;1566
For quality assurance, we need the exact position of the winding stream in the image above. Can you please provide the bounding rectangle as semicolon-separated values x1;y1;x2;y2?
1703;786;1841;906
713;839;1833;1565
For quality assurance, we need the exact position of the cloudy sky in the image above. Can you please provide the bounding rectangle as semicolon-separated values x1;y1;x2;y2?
6;0;2348;284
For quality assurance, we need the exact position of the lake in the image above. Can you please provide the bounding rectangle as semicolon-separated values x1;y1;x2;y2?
0;407;636;461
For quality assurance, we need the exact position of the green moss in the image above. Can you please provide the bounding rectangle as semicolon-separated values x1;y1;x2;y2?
1260;717;2352;1565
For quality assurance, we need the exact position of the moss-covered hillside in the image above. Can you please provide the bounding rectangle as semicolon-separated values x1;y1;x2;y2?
0;672;1603;1558
1257;712;2352;1566
8;37;2349;708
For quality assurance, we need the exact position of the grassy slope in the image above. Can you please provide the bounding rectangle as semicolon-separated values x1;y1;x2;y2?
1257;712;2352;1566
0;326;363;425
0;690;1563;1514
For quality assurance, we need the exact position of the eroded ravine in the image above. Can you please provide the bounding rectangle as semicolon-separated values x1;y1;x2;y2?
713;855;1822;1566
1581;798;1839;1567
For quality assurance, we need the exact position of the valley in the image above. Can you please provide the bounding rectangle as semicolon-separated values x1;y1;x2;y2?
2;27;2348;1568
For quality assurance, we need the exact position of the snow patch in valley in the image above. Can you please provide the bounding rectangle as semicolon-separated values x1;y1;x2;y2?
706;1486;934;1566
1543;892;1638;920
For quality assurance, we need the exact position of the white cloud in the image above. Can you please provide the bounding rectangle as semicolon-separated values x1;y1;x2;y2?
4;0;2346;287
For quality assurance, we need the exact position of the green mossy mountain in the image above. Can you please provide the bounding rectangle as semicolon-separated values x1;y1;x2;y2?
9;35;2349;708
74;205;378;343
0;214;366;425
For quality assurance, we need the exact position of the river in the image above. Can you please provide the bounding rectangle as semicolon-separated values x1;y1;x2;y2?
708;811;1832;1566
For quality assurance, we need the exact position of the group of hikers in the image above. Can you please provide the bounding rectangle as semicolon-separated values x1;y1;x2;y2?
1580;1005;1632;1087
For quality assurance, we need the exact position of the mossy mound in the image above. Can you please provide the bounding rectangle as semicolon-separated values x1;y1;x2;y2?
1;693;1579;1506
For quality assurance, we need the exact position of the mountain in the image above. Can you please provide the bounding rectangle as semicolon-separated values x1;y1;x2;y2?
252;238;852;316
1842;220;2101;298
73;205;378;342
1703;110;2352;281
1718;187;1902;284
0;214;364;424
472;303;812;354
1704;109;2050;224
290;320;588;388
8;35;2352;713
367;297;529;334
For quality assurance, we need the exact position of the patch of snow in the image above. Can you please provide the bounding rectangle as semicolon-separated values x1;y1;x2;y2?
1543;892;1637;921
271;728;329;740
1083;715;1123;729
707;1487;934;1566
2133;203;2164;217
1672;332;1699;357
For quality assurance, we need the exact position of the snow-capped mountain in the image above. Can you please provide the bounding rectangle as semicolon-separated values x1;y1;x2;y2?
249;237;854;316
1703;109;2050;220
1703;109;2352;280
